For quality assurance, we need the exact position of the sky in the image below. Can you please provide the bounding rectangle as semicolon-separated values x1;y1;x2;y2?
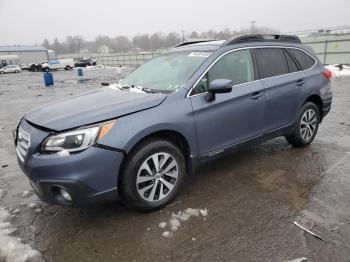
1;0;350;45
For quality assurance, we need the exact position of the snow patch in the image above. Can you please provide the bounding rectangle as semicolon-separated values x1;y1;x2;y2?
0;207;42;262
107;83;145;93
57;150;70;157
325;64;350;78
22;191;31;198
27;202;38;209
160;208;208;237
158;222;167;229
162;231;171;238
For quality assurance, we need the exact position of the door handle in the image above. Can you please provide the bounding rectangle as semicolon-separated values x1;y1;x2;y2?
296;79;305;86
250;91;263;100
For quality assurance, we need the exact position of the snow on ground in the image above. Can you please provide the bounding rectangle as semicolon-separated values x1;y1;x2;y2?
160;208;208;237
0;207;42;262
325;64;350;78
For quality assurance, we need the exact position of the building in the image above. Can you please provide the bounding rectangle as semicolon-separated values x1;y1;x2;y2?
97;45;113;54
0;46;49;66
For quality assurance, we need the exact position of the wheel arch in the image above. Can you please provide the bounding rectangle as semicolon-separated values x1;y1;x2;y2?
305;94;324;121
121;129;195;178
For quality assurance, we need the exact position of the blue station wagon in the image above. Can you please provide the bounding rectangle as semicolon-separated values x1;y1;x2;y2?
15;34;333;211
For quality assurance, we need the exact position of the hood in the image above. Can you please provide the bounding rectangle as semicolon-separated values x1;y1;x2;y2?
25;87;167;131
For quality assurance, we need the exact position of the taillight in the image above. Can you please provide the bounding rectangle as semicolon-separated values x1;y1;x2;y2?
323;70;332;80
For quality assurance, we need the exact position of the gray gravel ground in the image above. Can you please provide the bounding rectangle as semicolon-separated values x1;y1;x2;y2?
0;70;350;262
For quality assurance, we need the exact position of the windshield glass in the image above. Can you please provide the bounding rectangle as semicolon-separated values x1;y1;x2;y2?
119;51;212;92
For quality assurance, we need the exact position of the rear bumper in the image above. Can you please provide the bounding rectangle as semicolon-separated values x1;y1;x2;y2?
323;105;331;119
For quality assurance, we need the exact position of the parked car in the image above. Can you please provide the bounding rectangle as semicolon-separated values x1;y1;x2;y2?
41;58;74;72
74;58;96;67
0;65;21;74
27;63;42;72
15;34;332;211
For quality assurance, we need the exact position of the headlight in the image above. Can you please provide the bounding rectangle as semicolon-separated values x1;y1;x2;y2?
41;120;116;153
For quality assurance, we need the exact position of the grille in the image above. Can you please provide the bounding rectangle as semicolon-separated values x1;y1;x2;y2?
16;127;30;162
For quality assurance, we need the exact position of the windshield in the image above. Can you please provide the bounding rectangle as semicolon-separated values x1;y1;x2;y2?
119;51;212;92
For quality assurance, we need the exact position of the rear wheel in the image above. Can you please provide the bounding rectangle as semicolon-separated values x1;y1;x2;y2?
119;139;185;211
285;102;320;147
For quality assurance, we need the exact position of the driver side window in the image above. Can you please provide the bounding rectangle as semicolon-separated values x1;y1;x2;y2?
191;49;255;96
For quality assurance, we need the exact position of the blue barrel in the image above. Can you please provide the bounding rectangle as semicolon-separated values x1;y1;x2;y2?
43;72;54;86
77;68;83;77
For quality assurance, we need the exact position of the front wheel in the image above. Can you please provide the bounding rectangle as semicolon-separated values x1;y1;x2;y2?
119;139;186;211
286;102;320;147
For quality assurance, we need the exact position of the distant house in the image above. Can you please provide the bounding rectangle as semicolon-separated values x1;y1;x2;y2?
0;46;49;65
79;48;89;54
97;45;113;54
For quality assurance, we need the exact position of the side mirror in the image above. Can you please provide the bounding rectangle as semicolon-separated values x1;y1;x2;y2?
206;79;233;102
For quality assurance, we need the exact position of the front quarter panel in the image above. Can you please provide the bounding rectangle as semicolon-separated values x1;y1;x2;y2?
98;92;198;157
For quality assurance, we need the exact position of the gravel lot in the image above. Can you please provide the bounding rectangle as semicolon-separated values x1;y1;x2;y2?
0;69;350;262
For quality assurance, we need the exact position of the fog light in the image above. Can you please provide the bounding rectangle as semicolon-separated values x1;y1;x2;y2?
59;188;72;202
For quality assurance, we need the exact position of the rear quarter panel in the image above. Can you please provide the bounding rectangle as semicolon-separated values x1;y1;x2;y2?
301;62;332;113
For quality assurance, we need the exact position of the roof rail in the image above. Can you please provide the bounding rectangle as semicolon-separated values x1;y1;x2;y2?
224;34;302;45
175;39;216;48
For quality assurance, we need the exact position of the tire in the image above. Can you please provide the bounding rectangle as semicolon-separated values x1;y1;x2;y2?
15;70;19;73
119;139;186;211
44;67;50;72
285;102;320;147
0;71;3;74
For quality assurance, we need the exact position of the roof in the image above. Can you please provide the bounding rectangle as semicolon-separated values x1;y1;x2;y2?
0;46;48;52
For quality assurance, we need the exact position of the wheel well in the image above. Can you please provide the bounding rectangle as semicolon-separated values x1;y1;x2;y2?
124;130;192;173
306;95;323;120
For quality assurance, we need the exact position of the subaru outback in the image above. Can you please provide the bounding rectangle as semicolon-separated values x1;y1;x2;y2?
14;34;333;211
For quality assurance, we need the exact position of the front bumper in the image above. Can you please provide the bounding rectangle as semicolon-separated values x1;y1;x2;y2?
16;119;124;206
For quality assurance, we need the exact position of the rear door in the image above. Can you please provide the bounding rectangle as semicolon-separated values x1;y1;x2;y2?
253;47;303;131
190;49;266;155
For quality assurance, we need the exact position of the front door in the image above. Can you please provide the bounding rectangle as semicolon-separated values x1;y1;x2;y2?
189;49;266;155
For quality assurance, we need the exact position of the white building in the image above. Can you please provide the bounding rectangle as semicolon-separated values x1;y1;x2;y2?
0;46;49;66
97;45;113;54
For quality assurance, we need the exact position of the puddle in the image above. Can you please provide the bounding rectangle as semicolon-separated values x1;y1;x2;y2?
257;169;311;210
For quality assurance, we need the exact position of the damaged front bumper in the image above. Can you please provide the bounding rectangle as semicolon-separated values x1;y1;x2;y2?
15;119;124;206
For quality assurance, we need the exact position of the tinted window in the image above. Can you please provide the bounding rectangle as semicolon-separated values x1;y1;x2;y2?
284;49;300;73
254;48;289;78
289;49;315;70
192;49;254;95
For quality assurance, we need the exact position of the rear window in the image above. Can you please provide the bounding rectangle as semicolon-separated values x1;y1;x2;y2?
254;48;289;78
288;49;315;70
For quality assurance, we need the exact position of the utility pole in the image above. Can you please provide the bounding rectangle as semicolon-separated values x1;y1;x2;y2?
181;30;186;42
250;21;256;34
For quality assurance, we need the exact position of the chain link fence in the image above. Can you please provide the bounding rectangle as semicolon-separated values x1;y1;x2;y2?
87;52;161;67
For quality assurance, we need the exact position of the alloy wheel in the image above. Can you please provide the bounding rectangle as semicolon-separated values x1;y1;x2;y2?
300;108;317;141
136;152;178;202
